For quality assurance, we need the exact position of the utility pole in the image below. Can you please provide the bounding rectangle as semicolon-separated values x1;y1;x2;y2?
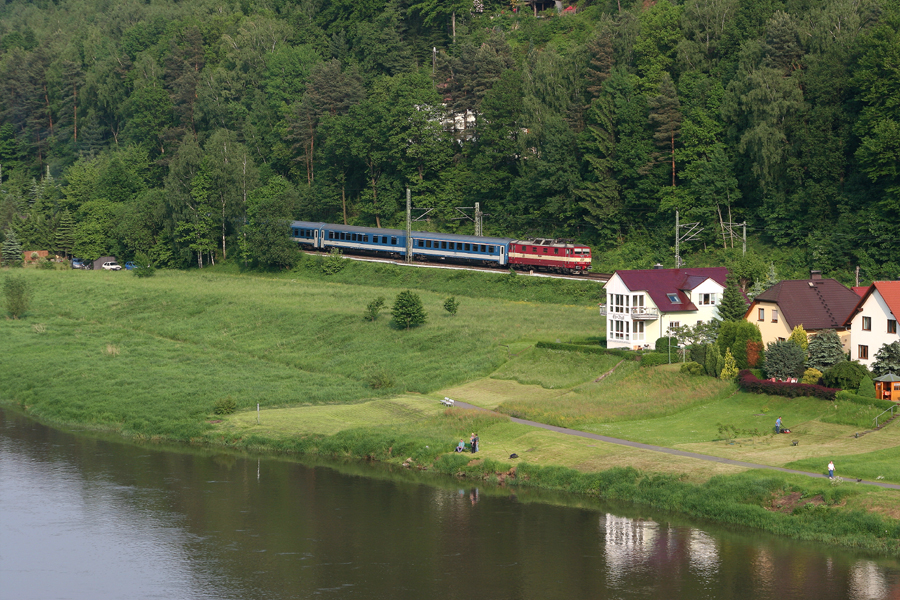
406;187;412;264
742;222;746;255
475;202;482;237
675;210;702;268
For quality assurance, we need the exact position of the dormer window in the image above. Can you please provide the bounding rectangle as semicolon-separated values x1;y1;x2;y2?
667;293;681;303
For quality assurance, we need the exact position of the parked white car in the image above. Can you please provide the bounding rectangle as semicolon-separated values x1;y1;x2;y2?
101;261;122;271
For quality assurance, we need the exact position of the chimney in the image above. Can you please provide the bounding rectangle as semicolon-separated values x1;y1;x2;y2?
653;263;664;270
810;270;822;280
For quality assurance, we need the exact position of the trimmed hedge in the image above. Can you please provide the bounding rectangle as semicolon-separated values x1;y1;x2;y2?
640;352;671;366
535;341;638;360
835;391;896;411
738;370;838;400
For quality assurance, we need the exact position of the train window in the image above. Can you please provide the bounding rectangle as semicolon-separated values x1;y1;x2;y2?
418;240;424;247
543;248;548;253
425;240;431;248
448;242;455;250
364;235;368;242
464;243;470;251
554;248;559;254
383;236;388;244
488;246;494;253
441;241;447;249
480;245;485;252
391;237;397;245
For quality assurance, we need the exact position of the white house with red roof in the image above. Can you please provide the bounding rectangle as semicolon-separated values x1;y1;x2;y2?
846;281;900;367
601;267;729;350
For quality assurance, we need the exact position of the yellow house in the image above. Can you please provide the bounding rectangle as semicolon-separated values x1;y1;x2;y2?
743;271;861;351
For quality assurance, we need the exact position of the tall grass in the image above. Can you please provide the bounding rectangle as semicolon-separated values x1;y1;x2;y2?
490;347;625;389
498;364;734;427
0;269;600;439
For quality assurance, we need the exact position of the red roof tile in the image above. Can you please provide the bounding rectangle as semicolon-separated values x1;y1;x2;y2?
614;267;729;313
873;281;900;319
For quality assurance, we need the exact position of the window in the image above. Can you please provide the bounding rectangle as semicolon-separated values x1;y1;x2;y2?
888;319;897;334
777;337;786;342
613;320;630;341
488;246;494;253
465;243;471;251
772;309;779;323
862;316;871;331
667;293;681;303
481;245;486;252
859;345;869;360
418;240;424;247
390;237;397;245
632;295;644;310
441;241;447;249
700;293;716;305
668;321;680;333
758;308;765;321
613;294;625;314
633;321;644;341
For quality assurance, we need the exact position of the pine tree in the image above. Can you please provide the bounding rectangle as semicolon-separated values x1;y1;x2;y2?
55;210;76;258
717;274;747;322
705;342;720;378
807;329;845;372
871;341;900;377
391;290;427;330
764;340;806;380
1;228;24;267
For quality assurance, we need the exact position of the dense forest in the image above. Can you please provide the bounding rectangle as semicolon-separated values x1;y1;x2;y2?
0;0;898;282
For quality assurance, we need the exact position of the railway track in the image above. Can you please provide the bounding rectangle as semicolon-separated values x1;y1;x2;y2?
302;249;611;283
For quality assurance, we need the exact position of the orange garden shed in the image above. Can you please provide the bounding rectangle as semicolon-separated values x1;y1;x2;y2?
873;373;900;402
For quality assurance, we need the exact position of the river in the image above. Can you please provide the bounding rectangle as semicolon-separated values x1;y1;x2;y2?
1;407;898;600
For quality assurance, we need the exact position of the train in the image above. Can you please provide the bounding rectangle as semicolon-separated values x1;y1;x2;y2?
290;221;592;275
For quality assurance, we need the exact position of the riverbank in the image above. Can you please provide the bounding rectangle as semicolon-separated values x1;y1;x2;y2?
2;266;899;557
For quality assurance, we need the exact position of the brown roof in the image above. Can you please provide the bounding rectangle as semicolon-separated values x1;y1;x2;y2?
748;278;859;330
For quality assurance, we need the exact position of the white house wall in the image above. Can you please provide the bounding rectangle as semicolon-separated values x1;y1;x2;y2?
850;291;900;368
603;275;724;350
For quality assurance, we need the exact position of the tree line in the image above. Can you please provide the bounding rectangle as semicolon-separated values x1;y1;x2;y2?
0;0;898;280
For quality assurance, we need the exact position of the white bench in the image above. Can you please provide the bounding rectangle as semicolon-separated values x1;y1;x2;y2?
441;397;454;407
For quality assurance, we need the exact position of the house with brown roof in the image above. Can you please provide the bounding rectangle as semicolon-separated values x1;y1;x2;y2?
743;271;860;351
602;266;729;350
846;281;900;368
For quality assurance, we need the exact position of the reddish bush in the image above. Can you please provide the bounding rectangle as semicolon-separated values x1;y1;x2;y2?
737;370;838;400
746;341;763;368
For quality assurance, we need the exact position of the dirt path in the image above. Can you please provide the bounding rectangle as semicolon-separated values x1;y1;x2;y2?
454;402;900;490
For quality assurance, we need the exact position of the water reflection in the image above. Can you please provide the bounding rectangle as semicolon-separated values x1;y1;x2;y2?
2;407;899;600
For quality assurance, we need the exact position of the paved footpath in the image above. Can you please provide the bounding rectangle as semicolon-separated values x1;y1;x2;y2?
454;402;900;491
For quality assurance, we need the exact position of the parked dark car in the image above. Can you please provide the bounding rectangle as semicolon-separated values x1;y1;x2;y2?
71;258;88;269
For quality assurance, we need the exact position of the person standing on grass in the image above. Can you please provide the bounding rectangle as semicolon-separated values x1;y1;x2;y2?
775;416;782;434
828;461;835;479
473;433;479;453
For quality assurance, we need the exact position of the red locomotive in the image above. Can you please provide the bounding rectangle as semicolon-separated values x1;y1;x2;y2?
507;238;592;275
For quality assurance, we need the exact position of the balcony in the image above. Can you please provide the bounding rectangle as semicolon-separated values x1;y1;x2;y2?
598;304;607;316
631;307;659;321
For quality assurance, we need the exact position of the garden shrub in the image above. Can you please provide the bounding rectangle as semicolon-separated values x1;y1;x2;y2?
822;361;870;391
720;348;739;379
680;361;704;376
640;352;669;367
807;330;846;372
856;376;875;398
738;370;838;400
764;339;806;380
655;336;678;354
801;368;823;385
690;344;707;367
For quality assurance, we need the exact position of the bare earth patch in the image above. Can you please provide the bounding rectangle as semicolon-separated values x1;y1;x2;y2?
766;491;828;513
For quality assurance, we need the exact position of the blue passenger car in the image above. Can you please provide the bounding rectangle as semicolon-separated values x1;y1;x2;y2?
290;221;328;249
320;224;408;256
409;231;512;267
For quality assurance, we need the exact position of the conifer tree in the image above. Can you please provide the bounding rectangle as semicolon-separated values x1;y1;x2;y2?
717;274;747;322
55;210;76;258
1;228;23;267
720;348;738;380
788;324;808;351
871;341;900;377
391;290;427;330
705;342;720;378
807;329;845;372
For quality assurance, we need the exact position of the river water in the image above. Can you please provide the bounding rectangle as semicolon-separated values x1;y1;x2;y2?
2;407;898;600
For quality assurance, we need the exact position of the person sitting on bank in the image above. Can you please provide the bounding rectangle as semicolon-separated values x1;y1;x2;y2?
456;439;466;453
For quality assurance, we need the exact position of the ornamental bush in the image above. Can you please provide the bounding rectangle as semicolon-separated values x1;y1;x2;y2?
680;361;704;376
801;368;823;385
763;339;806;381
807;329;846;372
822;360;870;391
738;370;838;400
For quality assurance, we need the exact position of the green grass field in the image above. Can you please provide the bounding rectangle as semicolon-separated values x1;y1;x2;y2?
3;265;899;552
